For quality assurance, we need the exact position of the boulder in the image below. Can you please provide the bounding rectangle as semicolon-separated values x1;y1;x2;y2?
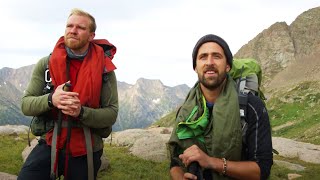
274;160;305;171
99;154;110;172
273;137;320;164
107;127;172;162
0;172;17;180
108;128;154;147
22;138;38;162
288;173;302;180
0;125;28;135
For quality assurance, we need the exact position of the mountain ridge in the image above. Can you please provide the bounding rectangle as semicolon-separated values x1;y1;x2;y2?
1;6;320;132
0;65;190;130
235;6;320;88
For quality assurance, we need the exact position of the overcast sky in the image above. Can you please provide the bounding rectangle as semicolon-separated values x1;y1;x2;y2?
0;0;319;87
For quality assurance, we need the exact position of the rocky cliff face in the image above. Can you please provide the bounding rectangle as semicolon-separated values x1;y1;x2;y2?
235;6;320;88
290;7;320;58
235;22;295;83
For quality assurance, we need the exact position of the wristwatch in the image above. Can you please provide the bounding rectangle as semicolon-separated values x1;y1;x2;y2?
48;92;54;108
78;106;84;119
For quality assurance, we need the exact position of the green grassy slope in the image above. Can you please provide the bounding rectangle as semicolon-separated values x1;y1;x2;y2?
268;81;320;145
152;111;177;128
0;135;26;175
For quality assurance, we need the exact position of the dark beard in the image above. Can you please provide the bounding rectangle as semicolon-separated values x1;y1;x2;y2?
198;66;227;90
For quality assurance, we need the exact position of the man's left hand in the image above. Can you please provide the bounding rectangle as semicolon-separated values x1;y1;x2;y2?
61;95;81;117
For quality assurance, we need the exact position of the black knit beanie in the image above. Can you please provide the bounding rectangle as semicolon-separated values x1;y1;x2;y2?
192;34;233;69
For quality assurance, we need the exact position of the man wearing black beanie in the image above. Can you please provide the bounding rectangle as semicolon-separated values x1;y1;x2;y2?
192;34;233;70
168;34;273;180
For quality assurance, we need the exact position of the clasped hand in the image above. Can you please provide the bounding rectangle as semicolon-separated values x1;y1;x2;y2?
52;82;81;117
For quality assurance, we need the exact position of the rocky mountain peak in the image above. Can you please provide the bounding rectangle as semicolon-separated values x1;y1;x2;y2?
0;65;34;92
235;6;320;86
290;7;320;58
235;21;295;82
135;78;165;93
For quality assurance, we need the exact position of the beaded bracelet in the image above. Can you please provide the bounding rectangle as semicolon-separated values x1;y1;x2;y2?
222;158;227;176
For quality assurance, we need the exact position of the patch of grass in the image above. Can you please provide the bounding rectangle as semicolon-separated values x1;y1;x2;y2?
270;163;293;180
0;135;170;179
0;134;28;175
271;156;320;179
269;103;305;127
270;99;320;144
1;135;320;179
267;81;320;145
99;144;170;180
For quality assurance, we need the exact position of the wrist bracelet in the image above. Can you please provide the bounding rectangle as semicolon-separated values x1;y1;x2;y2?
222;158;227;176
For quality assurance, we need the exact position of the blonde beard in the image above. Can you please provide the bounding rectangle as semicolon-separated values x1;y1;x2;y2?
64;37;88;52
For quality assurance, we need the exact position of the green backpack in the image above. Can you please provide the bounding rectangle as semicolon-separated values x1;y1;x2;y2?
229;58;266;102
229;58;266;145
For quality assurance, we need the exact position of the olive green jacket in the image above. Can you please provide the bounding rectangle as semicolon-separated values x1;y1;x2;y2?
21;56;119;152
168;77;242;179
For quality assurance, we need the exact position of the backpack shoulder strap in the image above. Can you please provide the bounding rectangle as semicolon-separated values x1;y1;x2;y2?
239;90;248;146
236;65;249;146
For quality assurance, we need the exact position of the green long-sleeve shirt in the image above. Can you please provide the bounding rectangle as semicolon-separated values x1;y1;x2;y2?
21;55;119;151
